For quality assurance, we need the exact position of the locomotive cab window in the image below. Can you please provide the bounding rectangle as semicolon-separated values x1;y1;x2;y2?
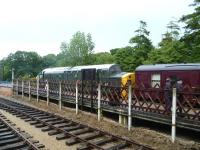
151;74;160;88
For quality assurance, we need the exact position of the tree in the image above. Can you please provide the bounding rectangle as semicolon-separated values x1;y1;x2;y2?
145;20;188;64
2;51;43;80
93;52;114;64
129;21;154;66
180;0;200;62
42;54;57;68
60;31;95;66
129;21;154;52
114;46;136;72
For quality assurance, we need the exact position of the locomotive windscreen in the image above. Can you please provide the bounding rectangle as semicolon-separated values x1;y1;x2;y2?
109;65;121;76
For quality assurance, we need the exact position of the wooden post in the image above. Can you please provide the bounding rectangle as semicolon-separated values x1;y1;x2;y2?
22;80;24;99
28;80;31;100
97;83;101;121
59;81;62;110
119;109;122;124
47;81;49;106
76;81;79;115
128;83;132;131
16;79;19;95
37;79;39;102
171;88;177;143
11;68;14;95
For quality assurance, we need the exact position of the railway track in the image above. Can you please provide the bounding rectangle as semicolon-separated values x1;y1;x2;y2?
0;111;45;150
0;98;154;150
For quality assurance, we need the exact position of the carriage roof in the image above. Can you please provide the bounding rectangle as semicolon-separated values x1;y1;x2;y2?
136;63;200;71
41;64;120;74
42;67;70;74
65;64;120;72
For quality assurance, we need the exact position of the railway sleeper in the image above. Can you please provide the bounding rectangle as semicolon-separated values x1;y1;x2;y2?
49;120;66;125
34;115;52;120
105;142;129;150
24;118;33;122
41;126;53;132
48;130;61;136
0;131;13;137
0;137;21;146
35;123;46;128
77;137;114;150
63;125;83;132
77;143;91;150
42;118;59;122
93;137;114;146
29;120;40;125
54;122;73;128
0;124;7;128
0;141;27;150
56;133;69;140
35;143;45;148
65;131;101;145
0;127;10;132
70;128;90;136
0;134;17;140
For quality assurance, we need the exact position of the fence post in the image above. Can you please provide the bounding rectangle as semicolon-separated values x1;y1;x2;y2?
29;80;31;100
76;81;79;115
47;81;49;106
11;68;14;95
128;82;132;131
16;79;19;95
171;88;177;143
22;80;24;99
97;83;101;121
37;79;39;103
59;81;62;110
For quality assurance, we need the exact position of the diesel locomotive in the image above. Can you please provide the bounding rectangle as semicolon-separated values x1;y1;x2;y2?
38;64;135;87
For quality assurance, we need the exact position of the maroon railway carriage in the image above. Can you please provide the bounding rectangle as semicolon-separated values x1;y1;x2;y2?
134;64;200;110
135;64;200;90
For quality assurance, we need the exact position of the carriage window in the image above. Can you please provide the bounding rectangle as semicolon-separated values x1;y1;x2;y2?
151;74;160;88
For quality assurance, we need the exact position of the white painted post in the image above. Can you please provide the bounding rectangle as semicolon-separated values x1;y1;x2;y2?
97;83;101;121
119;110;122;124
22;80;24;99
36;79;39;102
76;81;79;115
47;81;49;106
128;83;132;131
171;88;177;143
11;68;14;93
59;81;62;110
29;80;31;100
16;79;18;95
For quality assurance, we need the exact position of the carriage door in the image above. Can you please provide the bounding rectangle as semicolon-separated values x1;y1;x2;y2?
81;69;96;111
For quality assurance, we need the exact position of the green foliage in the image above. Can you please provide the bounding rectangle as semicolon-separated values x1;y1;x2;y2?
60;31;95;66
113;46;135;72
92;52;114;64
145;20;188;64
112;21;154;71
42;54;57;68
129;21;154;52
2;51;43;80
180;0;200;62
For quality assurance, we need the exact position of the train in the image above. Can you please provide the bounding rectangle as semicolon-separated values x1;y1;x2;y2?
37;63;200;105
38;63;200;89
135;63;200;90
38;64;135;87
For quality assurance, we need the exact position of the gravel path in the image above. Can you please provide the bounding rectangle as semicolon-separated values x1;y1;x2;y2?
0;109;78;150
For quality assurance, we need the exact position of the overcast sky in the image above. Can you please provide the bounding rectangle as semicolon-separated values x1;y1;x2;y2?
0;0;193;59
